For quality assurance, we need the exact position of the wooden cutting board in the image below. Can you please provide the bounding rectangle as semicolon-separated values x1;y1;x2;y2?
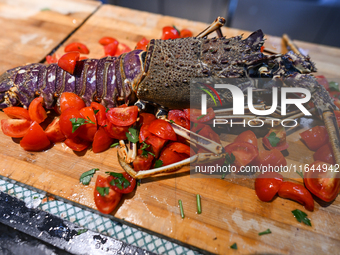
1;4;340;254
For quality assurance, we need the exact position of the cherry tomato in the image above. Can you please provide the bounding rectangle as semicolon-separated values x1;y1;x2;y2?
161;26;180;40
1;119;32;138
104;120;129;140
78;106;97;142
94;175;122;214
180;29;193;38
20;121;51;151
224;142;258;168
45;117;66;143
79;56;88;60
159;143;188;166
252;149;287;167
148;119;177;141
255;172;283;202
115;43;132;56
168;110;190;129
64;42;89;54
104;41;119;56
263;126;289;151
313;142;335;164
315;75;329;91
28;97;47;124
107;172;136;194
133;153;154;171
166;142;191;156
99;37;118;46
300;126;329;151
106;106;138;127
59;92;86;112
234;130;258;149
3;107;30;120
59;107;84;138
46;53;59;64
92;127;113;153
91;102;107;126
135;37;149;51
58;52;80;75
278;182;314;211
184;108;215;123
139;124;167;158
138;113;156;126
304;161;340;202
64;137;90;151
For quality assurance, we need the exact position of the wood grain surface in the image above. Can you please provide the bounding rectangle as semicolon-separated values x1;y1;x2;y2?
1;3;340;254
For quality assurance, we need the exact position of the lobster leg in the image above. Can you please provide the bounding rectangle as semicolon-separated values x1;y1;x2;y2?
196;17;226;38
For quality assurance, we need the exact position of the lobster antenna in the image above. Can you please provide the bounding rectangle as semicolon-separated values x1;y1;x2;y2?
196;17;226;38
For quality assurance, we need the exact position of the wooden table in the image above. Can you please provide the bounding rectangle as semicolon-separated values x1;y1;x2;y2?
1;3;340;254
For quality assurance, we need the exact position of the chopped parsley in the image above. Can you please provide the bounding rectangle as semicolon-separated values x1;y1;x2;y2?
292;209;312;226
70;117;95;133
169;120;175;124
106;172;130;190
329;81;339;92
126;127;139;143
154;159;163;168
94;109;99;114
110;142;119;148
196;114;206;120
79;168;99;185
96;187;109;196
230;243;237;249
258;229;271;236
76;229;88;235
267;132;280;147
225;152;235;166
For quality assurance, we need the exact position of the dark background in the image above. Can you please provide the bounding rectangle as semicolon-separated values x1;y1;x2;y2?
102;0;340;48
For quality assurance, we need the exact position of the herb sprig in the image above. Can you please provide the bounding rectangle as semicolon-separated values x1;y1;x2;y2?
80;168;99;185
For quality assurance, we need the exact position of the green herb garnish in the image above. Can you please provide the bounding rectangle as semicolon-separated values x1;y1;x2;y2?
329;81;339;92
196;114;206;120
96;187;109;196
41;8;51;11
154;159;163;168
141;141;155;157
172;25;180;35
292;209;312;226
110;142;119;148
178;199;185;219
80;168;99;185
106;172;130;190
230;243;237;249
106;108;110;113
33;196;39;199
126;127;139;143
296;169;304;179
258;229;271;236
76;229;88;235
94;109;99;114
196;194;202;214
225;152;235;166
221;173;226;179
267;132;280;147
194;123;198;127
169;120;175;124
70;117;95;133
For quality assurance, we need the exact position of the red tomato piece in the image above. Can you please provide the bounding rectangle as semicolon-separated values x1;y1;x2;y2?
59;107;84;138
1;119;32;138
133;154;154;171
94;175;122;214
278;182;314;211
166;142;191;156
104;41;119;56
20;121;51;151
313;142;335;164
197;125;221;144
104;120;129;140
99;37;118;46
64;137;90;151
28;97;47;124
107;172;136;194
45;117;66;143
135;37;149;51
46;53;59;64
148;119;177;141
58;52;80;75
59;92;86;112
168;110;190;129
180;29;193;38
300;126;329;151
78;106;97;142
114;43;132;56
3;107;30;120
161;26;180;40
139;124;167;158
138;113;156;126
262;126;289;151
335;111;340;127
91;102;107;126
255;172;283;202
252;149;287;167
315;75;330;91
159;143;188;166
79;56;88;60
224;142;259;168
106;106;138;127
184;108;215;123
304;161;340;202
64;42;89;54
92;127;113;153
234;130;258;149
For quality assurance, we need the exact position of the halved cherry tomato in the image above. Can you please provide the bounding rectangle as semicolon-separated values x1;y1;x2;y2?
224;142;258;168
28;97;47;123
1;119;32;138
161;26;180;40
107;172;136;194
64;42;89;54
104;41;119;56
92;127;113;153
184;108;215;123
3;107;30;120
180;29;193;38
263;126;289;151
59;107;84;138
104;120;129;140
78;106;97;142
304;161;340;202
148;119;177;141
58;52;80;75
313;142;335;164
20;121;51;151
234;130;258;149
315;75;329;91
91;102;107;126
135;37;149;51
252;149;287;167
255;172;283;202
45;117;66;143
159;143;188;166
115;43;132;56
278;182;314;211
138;113;156;126
46;53;59;64
64;137;90;151
106;106;138;127
300;126;329;151
94;175;122;214
59;92;86;112
99;37;118;46
166;142;191;156
133;153;154;171
139;124;167;158
168;110;190;129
